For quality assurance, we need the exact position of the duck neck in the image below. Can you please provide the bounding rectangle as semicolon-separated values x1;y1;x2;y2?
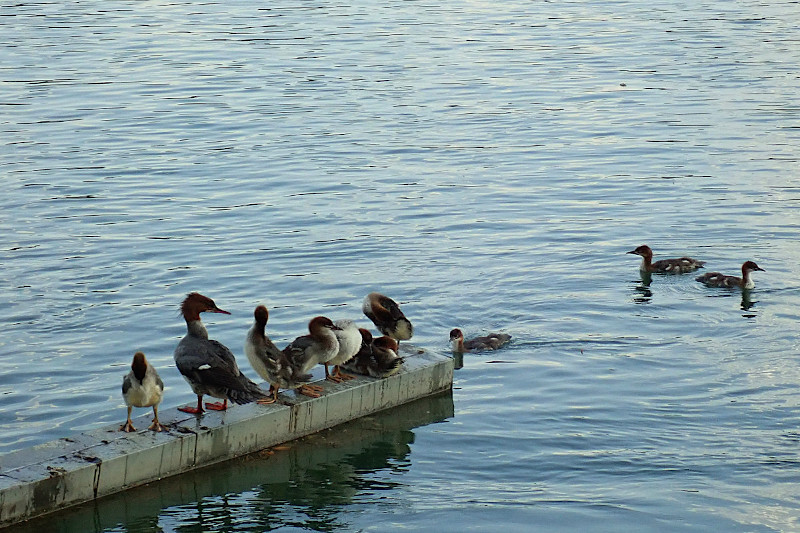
451;337;465;353
741;270;755;289
186;319;209;339
314;328;338;351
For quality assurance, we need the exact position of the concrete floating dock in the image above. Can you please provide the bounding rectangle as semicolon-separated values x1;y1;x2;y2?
13;390;455;533
0;350;453;529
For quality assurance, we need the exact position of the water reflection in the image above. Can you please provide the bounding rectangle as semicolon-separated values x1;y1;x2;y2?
631;272;653;304
16;392;454;533
740;290;757;315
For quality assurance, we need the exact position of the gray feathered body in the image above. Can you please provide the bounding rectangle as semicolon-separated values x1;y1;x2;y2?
245;322;312;391
464;333;512;351
175;320;264;405
648;257;706;274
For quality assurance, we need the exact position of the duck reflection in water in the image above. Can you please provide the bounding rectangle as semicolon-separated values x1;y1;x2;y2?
631;271;653;304
741;290;757;313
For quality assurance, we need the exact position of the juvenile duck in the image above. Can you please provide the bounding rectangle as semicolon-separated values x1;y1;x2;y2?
343;329;404;378
282;316;340;398
362;292;413;342
326;319;362;382
120;351;166;432
696;261;764;289
245;305;312;404
449;328;512;353
627;245;705;274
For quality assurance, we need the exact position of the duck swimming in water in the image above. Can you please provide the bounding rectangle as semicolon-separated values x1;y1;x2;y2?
244;305;312;404
696;261;764;289
174;293;267;414
362;292;413;342
282;316;341;398
120;351;166;432
449;328;512;353
627;245;705;274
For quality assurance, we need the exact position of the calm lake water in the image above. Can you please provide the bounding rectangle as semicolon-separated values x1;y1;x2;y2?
3;0;800;531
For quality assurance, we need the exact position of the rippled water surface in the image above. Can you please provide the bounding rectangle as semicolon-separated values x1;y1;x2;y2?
3;0;800;531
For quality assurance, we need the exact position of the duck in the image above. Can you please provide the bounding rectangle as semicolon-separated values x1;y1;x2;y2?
362;292;413;342
449;328;512;353
282;316;340;398
369;336;404;377
120;351;166;432
326;319;362;382
174;292;267;414
342;329;404;378
627;245;705;274
341;328;375;376
695;261;764;289
245;305;312;404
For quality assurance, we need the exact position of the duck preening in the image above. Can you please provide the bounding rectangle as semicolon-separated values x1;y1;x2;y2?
120;351;166;432
245;305;312;404
362;292;413;342
342;328;404;378
449;328;511;353
327;319;362;382
627;245;705;274
174;292;267;414
696;261;764;289
281;316;341;398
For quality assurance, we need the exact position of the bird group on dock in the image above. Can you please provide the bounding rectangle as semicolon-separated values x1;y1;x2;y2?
120;244;764;433
120;291;414;432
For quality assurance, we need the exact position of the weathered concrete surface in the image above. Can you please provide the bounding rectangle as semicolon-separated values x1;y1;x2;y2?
12;390;454;533
0;350;453;529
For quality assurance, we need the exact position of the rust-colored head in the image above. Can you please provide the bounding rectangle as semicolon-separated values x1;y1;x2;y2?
627;245;653;258
131;351;148;382
254;305;269;326
742;261;764;273
180;292;230;322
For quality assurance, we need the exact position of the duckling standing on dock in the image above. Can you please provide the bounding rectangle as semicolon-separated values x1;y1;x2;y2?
449;328;512;354
282;316;341;397
696;261;764;289
174;293;267;414
627;245;705;274
362;292;413;342
120;351;166;432
245;305;312;404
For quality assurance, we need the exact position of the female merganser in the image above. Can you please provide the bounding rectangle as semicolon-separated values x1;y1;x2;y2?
449;328;511;353
362;292;413;341
326;319;362;382
696;261;764;289
282;316;340;398
120;351;166;432
343;329;404;378
627;245;705;274
174;292;266;414
245;305;312;404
